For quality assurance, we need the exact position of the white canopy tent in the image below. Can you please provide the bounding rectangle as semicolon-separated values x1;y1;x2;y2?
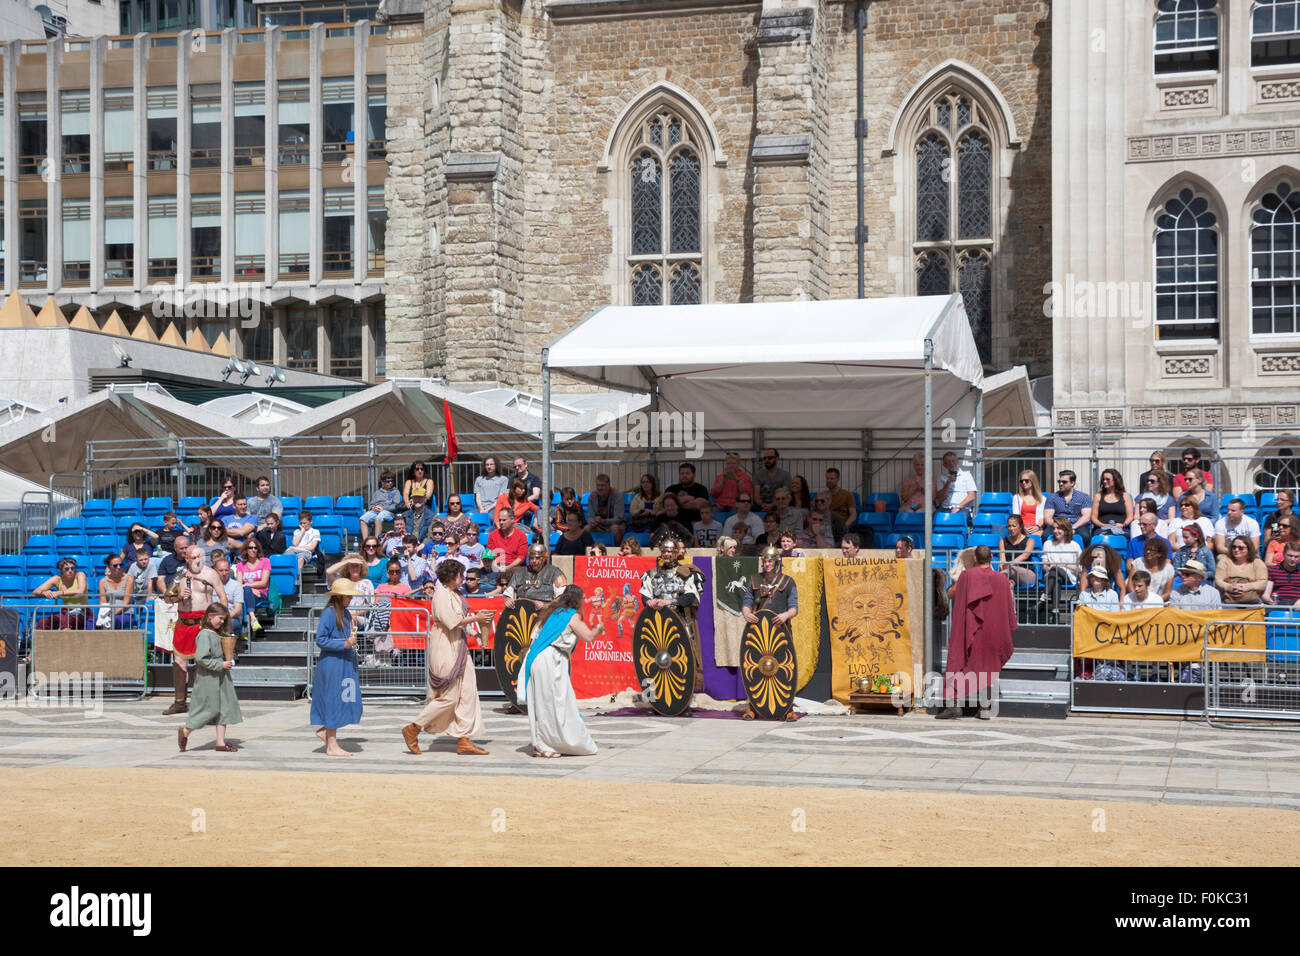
542;294;986;675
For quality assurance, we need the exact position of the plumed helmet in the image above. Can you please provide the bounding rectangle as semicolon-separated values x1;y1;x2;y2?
761;545;780;562
658;538;678;554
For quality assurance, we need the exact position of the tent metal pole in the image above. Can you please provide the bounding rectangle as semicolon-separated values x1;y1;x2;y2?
923;339;934;701
973;388;984;513
649;379;660;476
541;349;551;537
855;0;866;299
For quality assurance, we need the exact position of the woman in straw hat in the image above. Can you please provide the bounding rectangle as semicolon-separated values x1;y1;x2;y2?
177;603;242;752
312;578;365;756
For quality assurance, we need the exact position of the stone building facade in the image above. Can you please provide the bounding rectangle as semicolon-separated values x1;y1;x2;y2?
380;0;1054;389
1051;0;1300;492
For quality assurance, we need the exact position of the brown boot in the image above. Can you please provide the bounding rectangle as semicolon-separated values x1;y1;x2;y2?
457;737;488;755
401;723;421;754
161;662;188;715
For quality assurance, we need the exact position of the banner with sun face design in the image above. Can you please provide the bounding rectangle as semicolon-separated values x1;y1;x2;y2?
823;557;912;704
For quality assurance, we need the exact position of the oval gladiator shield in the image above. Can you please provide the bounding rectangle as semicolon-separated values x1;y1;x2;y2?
494;600;539;710
632;606;695;717
741;610;796;720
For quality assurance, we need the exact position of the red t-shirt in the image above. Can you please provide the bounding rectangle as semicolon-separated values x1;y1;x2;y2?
487;527;529;567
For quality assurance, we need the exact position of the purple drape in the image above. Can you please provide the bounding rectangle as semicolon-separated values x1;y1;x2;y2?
694;556;746;700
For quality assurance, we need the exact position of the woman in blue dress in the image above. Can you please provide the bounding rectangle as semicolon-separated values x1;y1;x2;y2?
311;578;364;756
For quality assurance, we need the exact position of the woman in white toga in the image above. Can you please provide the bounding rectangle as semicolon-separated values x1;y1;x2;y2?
518;584;602;758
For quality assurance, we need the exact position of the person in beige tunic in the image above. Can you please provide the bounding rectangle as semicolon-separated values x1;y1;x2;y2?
401;559;495;756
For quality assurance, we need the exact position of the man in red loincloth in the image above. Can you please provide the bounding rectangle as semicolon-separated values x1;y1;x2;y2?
934;545;1015;720
162;545;226;716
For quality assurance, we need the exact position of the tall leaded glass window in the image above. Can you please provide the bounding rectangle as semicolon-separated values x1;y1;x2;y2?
626;106;703;306
1153;187;1219;340
911;88;995;364
1251;182;1300;336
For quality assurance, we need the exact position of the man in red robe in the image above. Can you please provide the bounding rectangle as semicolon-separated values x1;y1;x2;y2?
935;545;1015;720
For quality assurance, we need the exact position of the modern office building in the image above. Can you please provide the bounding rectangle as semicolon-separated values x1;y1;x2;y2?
1;19;388;380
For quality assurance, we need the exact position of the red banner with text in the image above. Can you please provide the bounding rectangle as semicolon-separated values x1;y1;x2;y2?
570;555;655;699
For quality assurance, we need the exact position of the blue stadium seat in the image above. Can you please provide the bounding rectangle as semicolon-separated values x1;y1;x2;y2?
859;513;892;535
80;498;112;518
968;534;1001;549
549;532;561;548
279;496;303;514
334;495;364;535
112;497;143;517
0;555;24;576
893;512;924;533
268;554;300;596
82;515;115;537
0;575;26;595
1266;610;1300;663
25;556;57;577
1223;494;1257;511
55;535;88;557
471;513;492;530
26;574;51;592
87;535;120;558
931;533;965;552
478;532;491;547
1096;534;1128;553
852;492;862;513
313;515;343;553
592;532;615;547
868;493;900;513
1259;492;1287;511
580;492;591;508
178;496;207;514
633;532;652;547
23;535;55;556
54;517;84;537
143;496;174;518
304;495;335;517
971;513;994;534
934;512;967;531
624;493;635;508
978;492;1013;514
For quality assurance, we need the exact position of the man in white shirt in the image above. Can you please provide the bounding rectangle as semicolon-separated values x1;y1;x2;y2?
288;511;322;572
1213;499;1261;557
1169;560;1222;609
722;493;764;546
1121;570;1164;609
933;452;977;516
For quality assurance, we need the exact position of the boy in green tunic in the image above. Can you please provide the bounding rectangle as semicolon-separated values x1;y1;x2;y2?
178;603;243;753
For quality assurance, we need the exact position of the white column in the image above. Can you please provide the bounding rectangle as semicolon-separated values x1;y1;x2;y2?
220;28;235;287
264;27;279;285
47;38;63;295
132;34;149;291
353;22;368;285
308;23;323;287
90;36;105;294
177;32;192;289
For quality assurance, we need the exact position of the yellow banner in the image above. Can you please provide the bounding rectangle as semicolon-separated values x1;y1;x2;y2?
823;557;912;703
1073;606;1266;662
783;556;823;691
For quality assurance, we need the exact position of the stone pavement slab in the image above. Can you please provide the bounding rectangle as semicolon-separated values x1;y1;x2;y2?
0;701;1297;809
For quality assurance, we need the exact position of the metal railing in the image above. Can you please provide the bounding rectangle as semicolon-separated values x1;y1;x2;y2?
1205;619;1300;725
305;596;499;701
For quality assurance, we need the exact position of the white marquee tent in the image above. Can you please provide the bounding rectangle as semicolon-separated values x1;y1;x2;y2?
542;294;987;672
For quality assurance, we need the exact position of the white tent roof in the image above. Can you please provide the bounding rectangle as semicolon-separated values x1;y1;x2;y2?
544;295;984;431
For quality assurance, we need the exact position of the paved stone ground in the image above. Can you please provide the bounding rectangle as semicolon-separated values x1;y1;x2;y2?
1;700;1299;810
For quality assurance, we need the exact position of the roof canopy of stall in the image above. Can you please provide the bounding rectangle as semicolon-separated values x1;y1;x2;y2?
543;294;984;431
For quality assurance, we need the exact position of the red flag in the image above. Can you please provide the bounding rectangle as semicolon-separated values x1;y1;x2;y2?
443;396;457;464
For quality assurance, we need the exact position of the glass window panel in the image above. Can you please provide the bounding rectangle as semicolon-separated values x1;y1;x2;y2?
957;131;991;240
669;149;700;255
916;134;950;242
631;264;661;306
631;151;661;256
670;262;700;305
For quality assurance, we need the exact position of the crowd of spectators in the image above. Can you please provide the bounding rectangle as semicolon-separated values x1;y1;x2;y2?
974;446;1300;616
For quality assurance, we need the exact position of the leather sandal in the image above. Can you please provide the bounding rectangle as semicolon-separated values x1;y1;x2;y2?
456;737;488;755
215;743;239;752
177;728;188;752
401;723;421;755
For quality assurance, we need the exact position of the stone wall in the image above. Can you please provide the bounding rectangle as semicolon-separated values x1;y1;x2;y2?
384;0;1054;388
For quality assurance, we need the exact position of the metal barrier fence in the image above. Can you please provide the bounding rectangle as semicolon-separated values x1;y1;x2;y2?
304;596;502;701
0;598;151;699
1205;621;1300;726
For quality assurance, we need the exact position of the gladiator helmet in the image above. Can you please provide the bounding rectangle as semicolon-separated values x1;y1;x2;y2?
760;545;781;571
657;538;679;568
526;542;548;569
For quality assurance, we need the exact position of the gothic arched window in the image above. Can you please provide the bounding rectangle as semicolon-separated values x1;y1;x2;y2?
912;88;995;364
1250;181;1300;336
626;107;703;306
1153;186;1220;340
